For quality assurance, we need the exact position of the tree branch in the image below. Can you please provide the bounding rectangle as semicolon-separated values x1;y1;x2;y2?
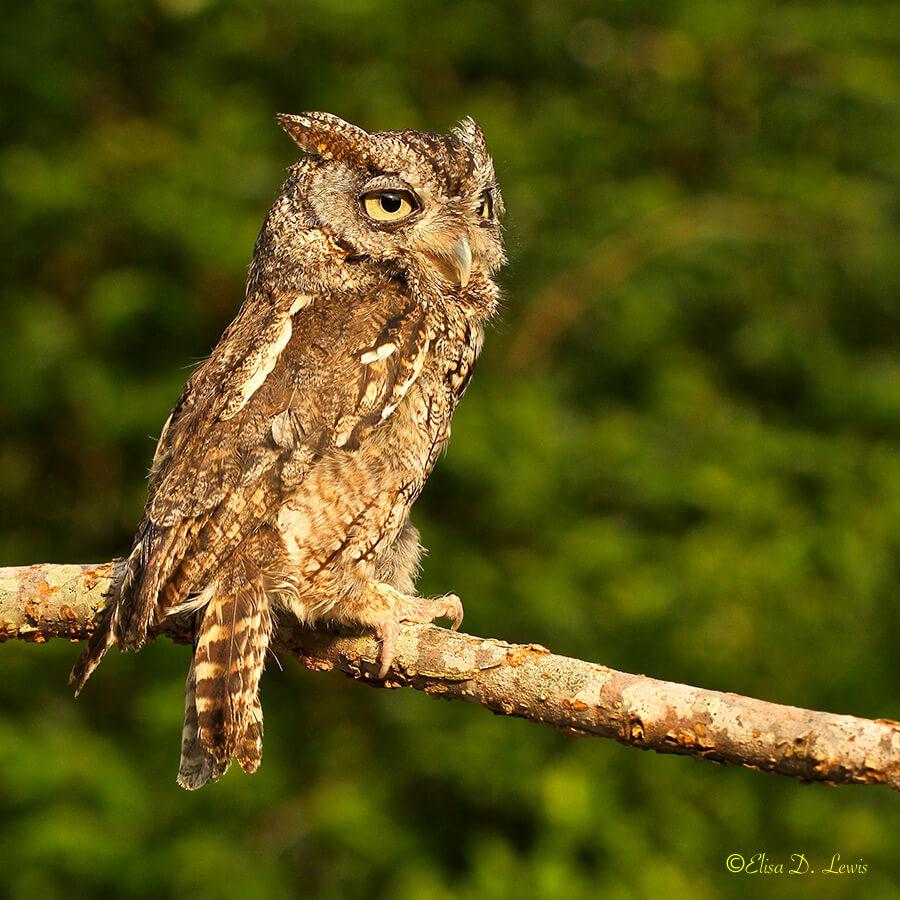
2;562;899;792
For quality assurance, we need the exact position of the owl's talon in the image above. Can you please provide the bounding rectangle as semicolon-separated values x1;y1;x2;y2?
367;585;465;678
397;592;465;632
376;619;399;678
441;593;464;631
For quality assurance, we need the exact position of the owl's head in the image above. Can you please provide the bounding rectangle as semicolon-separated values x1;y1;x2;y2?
275;112;505;292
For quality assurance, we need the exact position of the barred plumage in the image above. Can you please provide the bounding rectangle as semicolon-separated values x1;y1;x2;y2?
71;111;506;788
178;560;272;789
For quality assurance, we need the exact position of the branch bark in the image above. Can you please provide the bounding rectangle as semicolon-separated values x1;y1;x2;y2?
3;562;899;792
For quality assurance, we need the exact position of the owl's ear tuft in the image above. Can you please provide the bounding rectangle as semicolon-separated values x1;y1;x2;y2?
452;117;488;158
277;112;373;165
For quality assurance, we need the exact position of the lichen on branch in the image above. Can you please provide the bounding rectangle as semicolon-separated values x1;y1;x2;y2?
2;561;899;792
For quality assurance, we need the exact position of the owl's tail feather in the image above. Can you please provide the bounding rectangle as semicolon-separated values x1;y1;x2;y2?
162;490;274;635
235;692;265;774
71;534;166;694
116;521;192;649
177;575;272;790
69;600;116;696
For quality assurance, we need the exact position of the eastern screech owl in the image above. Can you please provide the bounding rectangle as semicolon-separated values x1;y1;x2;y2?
71;112;506;789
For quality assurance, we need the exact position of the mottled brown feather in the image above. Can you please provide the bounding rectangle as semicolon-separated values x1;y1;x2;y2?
71;110;506;788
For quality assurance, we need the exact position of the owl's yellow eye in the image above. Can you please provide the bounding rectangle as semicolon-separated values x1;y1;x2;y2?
360;190;418;223
478;189;494;219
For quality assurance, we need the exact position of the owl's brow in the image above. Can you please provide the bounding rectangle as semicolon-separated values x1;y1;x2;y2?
435;133;477;196
393;130;475;197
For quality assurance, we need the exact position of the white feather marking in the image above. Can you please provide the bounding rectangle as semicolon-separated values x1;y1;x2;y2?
289;293;313;315
360;343;397;365
168;582;217;618
221;316;294;421
380;341;429;420
276;506;312;558
154;412;173;452
361;377;382;406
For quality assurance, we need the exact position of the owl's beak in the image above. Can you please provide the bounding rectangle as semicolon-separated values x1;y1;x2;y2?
450;236;472;288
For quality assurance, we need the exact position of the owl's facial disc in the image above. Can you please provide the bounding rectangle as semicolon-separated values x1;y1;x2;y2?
352;175;470;286
300;148;501;288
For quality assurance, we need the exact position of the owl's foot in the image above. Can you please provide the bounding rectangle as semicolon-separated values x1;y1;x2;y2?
356;582;463;678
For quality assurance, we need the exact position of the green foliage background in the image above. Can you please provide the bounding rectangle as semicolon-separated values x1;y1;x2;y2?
2;0;899;896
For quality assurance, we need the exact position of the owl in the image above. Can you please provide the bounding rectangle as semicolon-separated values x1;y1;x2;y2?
70;112;506;789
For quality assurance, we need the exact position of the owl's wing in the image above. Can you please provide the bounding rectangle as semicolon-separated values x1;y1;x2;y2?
114;283;434;646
